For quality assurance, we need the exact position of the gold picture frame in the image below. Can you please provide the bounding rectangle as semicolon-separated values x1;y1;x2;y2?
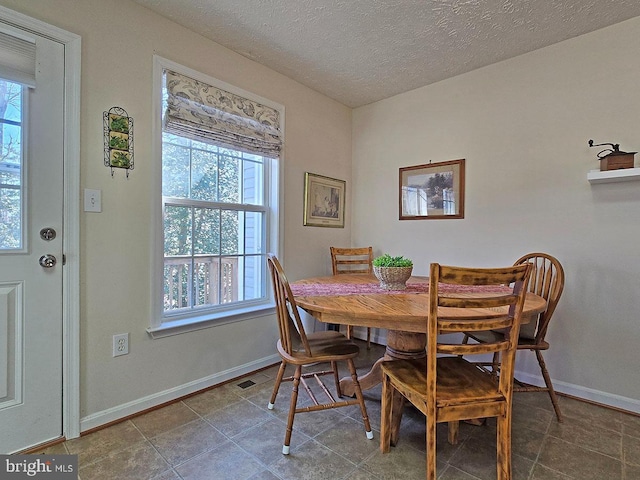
303;172;346;228
399;159;465;220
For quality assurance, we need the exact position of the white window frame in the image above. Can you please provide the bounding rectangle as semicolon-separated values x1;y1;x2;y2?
148;56;282;338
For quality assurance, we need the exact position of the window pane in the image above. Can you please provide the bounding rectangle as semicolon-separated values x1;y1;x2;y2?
0;163;20;186
0;186;21;248
221;256;239;303
0;79;23;250
163;132;190;146
243;255;264;301
242;152;262;161
194;258;215;307
190;138;218;152
1;82;21;123
164;261;190;310
219;153;240;203
244;211;263;254
193;207;220;254
1;123;21;162
191;149;218;202
164;205;192;256
242;159;263;205
162;139;190;198
221;209;239;255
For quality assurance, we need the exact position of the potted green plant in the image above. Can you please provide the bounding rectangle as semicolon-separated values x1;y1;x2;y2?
372;254;414;290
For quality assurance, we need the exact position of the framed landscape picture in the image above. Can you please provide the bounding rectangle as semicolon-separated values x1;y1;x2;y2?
303;172;346;228
399;159;465;220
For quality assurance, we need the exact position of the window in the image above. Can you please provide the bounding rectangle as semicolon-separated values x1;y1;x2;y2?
0;79;24;250
0;30;35;252
150;57;282;336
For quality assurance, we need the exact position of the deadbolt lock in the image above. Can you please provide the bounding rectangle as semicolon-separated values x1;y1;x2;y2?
40;228;57;241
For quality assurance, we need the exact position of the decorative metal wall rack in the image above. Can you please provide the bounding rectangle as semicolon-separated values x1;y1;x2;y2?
103;106;134;177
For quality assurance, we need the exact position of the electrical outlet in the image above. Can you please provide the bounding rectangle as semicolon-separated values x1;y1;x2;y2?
113;333;129;357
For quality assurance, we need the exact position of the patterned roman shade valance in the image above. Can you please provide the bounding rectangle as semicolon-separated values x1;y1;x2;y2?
164;70;282;157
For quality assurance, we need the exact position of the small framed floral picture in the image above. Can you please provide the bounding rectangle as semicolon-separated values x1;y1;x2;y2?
303;172;346;228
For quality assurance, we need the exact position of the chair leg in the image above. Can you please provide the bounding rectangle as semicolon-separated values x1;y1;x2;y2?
348;325;372;349
389;389;405;447
268;361;287;409
347;359;373;440
447;421;459;445
426;411;437;480
377;384;406;449
536;350;563;422
282;365;302;455
496;411;512;480
380;373;393;452
332;361;342;397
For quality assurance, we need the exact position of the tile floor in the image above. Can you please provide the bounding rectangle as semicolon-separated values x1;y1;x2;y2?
37;341;640;479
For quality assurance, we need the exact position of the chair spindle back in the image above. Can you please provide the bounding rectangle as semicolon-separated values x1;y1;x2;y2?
514;253;564;342
267;254;312;356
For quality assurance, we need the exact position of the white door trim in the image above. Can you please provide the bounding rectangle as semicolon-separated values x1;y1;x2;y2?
0;5;81;442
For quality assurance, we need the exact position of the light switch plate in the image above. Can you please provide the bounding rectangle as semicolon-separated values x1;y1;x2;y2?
84;188;102;212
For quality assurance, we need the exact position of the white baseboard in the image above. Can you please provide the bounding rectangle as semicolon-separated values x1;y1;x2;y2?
80;354;280;432
513;370;640;415
352;326;640;415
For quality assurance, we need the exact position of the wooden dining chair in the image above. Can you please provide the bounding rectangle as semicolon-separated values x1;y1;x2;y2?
330;246;374;347
266;254;373;454
463;252;565;422
380;262;531;480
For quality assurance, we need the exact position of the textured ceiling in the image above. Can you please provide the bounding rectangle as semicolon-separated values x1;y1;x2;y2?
132;0;640;107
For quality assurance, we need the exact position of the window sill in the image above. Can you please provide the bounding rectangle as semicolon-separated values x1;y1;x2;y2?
146;303;275;339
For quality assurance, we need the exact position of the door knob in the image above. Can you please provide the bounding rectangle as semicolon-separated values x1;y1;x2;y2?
39;254;57;268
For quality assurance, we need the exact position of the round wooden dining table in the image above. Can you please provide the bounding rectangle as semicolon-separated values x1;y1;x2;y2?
292;273;547;396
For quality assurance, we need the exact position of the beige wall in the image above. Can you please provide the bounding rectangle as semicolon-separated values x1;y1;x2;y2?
353;17;640;411
0;0;352;428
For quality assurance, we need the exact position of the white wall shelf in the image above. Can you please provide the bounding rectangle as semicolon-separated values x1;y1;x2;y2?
587;168;640;184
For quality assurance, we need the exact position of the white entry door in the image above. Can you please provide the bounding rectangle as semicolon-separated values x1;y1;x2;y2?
0;23;65;453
